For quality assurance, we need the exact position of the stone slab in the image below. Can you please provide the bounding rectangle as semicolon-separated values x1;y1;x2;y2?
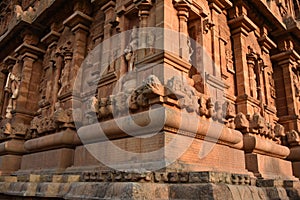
72;131;248;175
20;148;74;171
0;181;299;200
0;155;22;175
292;162;300;178
245;153;296;180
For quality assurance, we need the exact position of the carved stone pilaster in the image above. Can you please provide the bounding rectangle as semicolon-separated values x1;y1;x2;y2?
208;0;232;78
13;39;45;124
64;10;93;96
173;0;191;62
101;1;116;40
258;27;277;55
40;25;61;111
135;0;153;55
271;47;300;132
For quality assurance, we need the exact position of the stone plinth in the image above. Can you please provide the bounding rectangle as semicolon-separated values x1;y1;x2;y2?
0;155;22;175
293;162;300;178
243;134;295;180
75;107;248;175
17;129;80;173
288;146;300;178
0;139;25;175
245;153;296;180
20;148;74;172
0;173;299;199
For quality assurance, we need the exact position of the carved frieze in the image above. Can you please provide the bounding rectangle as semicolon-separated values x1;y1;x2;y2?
81;170;251;186
234;112;286;143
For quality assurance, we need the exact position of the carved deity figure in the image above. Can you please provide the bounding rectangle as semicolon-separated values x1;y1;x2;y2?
124;26;138;72
247;47;259;99
147;31;155;54
187;38;194;63
249;65;258;99
57;41;73;97
292;72;300;97
225;49;234;72
4;61;21;119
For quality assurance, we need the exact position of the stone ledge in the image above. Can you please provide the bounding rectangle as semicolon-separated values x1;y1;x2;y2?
243;134;290;158
24;129;80;152
0;139;26;155
0;181;299;200
0;171;253;185
78;107;243;149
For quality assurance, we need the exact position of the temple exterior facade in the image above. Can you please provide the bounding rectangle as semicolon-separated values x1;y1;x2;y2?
0;0;300;199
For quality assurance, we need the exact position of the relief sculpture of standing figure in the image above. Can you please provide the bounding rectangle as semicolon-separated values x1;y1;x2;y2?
4;61;21;119
124;26;138;72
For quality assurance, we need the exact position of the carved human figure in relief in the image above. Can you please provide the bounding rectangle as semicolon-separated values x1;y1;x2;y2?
58;41;73;96
4;61;21;119
124;26;138;72
225;49;234;72
249;64;258;99
58;64;69;96
292;71;300;98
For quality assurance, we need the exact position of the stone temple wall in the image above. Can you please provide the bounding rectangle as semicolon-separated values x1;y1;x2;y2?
0;0;299;199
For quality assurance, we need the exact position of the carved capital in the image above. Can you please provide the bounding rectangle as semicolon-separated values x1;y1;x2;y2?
228;15;257;36
15;43;46;59
173;0;191;19
41;30;61;46
2;56;17;74
208;0;233;13
63;11;93;32
135;0;153;13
